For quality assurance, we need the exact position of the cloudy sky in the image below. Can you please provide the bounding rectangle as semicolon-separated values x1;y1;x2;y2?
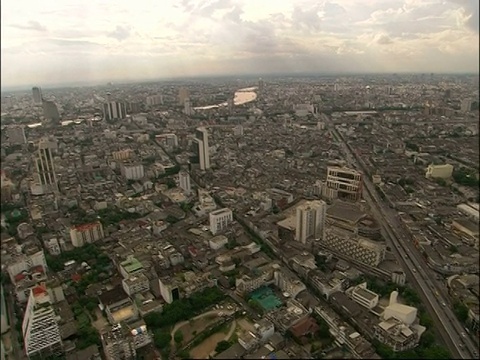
1;0;478;88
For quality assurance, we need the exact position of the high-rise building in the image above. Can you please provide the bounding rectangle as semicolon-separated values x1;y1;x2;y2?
295;200;327;244
101;325;136;360
178;171;191;194
184;97;193;116
22;284;63;358
326;167;363;201
103;101;127;121
69;222;105;248
35;138;58;192
32;87;43;105
209;208;233;235
42;100;60;123
258;78;265;91
178;87;190;105
5;125;26;145
228;97;234;114
461;99;473;113
146;94;164;106
195;127;210;170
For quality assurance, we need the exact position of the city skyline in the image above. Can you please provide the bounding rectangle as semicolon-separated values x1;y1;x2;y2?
1;0;479;89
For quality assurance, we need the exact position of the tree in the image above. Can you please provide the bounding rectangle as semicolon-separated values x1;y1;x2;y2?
174;330;184;344
215;340;232;353
453;302;469;323
154;330;171;349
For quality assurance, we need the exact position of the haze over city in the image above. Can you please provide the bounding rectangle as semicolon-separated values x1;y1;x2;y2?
1;0;479;89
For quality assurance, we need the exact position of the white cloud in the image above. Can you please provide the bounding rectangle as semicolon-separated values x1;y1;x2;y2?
1;0;478;88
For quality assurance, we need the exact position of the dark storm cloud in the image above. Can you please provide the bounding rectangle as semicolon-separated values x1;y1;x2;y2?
10;20;47;32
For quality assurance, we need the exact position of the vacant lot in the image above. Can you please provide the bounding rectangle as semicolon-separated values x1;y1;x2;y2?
91;308;109;332
177;314;218;344
189;321;235;359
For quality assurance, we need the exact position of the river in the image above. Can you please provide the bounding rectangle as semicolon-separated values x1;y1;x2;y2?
193;87;258;110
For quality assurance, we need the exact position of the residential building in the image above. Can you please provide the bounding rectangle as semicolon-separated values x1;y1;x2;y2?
178;170;191;194
103;101;127;121
122;274;150;297
461;98;473;113
158;278;181;304
32;87;43;105
184;97;193;115
120;163;145;180
146;94;163;106
195;127;210;170
101;325;136;360
295;200;327;243
326;166;363;201
22;284;63;358
178;87;190;105
425;164;453;179
69;222;105;248
119;256;144;279
112;149;133;161
5;125;26;145
209;208;233;235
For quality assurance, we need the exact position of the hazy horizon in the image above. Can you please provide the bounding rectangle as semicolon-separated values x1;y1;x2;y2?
2;0;479;90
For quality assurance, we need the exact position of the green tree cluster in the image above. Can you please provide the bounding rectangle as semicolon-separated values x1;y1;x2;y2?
453;167;479;188
144;287;225;330
215;340;232;353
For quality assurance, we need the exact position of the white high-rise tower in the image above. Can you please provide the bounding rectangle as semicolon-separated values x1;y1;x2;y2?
295;200;327;244
179;171;191;194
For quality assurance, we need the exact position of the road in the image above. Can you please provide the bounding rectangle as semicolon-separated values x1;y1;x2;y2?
330;125;478;359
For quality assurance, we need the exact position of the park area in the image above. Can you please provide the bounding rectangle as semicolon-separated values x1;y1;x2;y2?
188;320;236;359
174;313;218;345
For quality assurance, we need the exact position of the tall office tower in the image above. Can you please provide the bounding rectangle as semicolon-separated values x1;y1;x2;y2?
42;100;60;124
35;138;58;192
184;97;193;116
178;87;190;105
258;78;265;91
103;101;127;121
334;83;340;92
178;170;191;194
461;98;473;113
5;125;26;145
22;285;63;358
295;200;327;244
227;97;234;114
195;127;210;170
32;87;43;105
326;166;363;201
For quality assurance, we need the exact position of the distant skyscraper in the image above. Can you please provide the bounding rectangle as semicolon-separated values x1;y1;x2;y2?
178;87;190;105
295;200;327;244
103;101;127;121
258;78;265;91
228;97;234;114
461;99;473;113
32;87;43;105
35;138;58;192
195;127;210;171
178;171;191;194
184;97;193;116
42;100;60;123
